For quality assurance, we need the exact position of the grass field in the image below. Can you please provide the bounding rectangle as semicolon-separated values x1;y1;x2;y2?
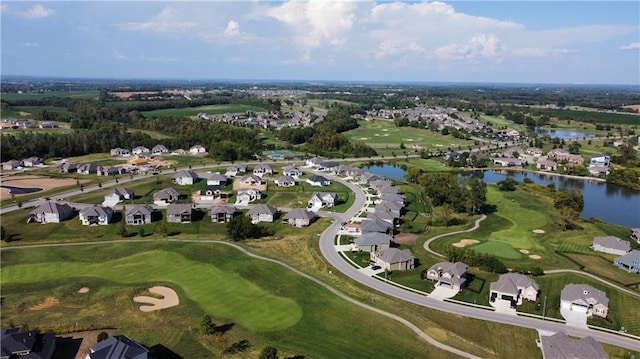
142;105;266;117
1;91;100;101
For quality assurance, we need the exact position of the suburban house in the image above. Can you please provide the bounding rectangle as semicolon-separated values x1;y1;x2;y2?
172;170;198;185
306;175;331;186
1;328;57;359
77;163;99;175
378;193;406;205
110;147;130;157
425;262;467;291
305;156;324;167
536;158;557;171
209;205;237;223
236;188;262;203
282;208;318;227
537;332;607;359
489;273;539;309
23;156;44;167
315;161;339;171
85;335;149;359
225;163;247;177
79;205;113;225
192;185;229;204
166;204;193;223
253;164;274;177
239;174;266;187
104;187;134;203
2;159;22;170
189;145;206;154
202;172;228;186
560;284;609;318
30;201;73;223
153;188;181;205
247;204;278;224
526;147;544;156
548;149;585;165
360;218;393;235
493;158;523;167
366;211;397;226
613;250;640;274
308;192;338;209
58;162;78;173
357;172;383;185
132;146;150;156
590;154;611;167
282;165;303;177
370;248;415;271
375;201;403;217
592;236;631;255
274;175;296;187
152;144;169;155
631;228;640;243
354;232;392;253
97;165;127;176
588;165;610;177
125;205;153;225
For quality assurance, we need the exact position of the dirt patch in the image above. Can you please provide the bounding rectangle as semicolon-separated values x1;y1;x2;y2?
0;175;88;201
133;286;179;312
18;111;31;116
622;104;640;112
452;239;479;248
393;233;419;245
30;297;59;310
110;91;159;99
232;178;268;191
532;229;546;234
78;287;90;294
519;249;530;254
529;255;542;260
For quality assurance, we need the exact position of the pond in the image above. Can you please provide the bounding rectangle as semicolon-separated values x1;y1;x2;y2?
362;164;640;228
0;185;43;194
535;128;596;140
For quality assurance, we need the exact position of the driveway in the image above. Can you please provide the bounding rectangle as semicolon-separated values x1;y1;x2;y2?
359;266;385;276
560;307;588;328
428;285;460;300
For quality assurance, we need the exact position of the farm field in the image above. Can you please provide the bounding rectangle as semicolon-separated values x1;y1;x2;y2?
0;91;100;101
142;104;266;117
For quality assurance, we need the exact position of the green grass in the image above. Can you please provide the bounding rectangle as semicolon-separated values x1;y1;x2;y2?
468;241;523;260
1;91;99;101
142;105;266;117
563;253;640;287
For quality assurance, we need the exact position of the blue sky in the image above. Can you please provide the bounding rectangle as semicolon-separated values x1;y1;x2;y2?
1;1;639;84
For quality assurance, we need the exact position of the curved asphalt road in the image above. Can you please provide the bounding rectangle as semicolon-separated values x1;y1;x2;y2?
318;172;640;352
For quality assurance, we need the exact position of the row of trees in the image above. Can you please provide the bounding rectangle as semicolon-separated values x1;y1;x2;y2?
442;245;508;273
418;173;488;215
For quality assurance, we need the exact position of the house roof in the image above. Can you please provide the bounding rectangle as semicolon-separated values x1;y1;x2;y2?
87;335;149;359
428;261;468;277
308;175;329;183
275;175;296;183
199;185;221;194
1;329;56;359
310;192;337;201
31;201;72;215
593;236;630;252
360;218;393;233
111;187;134;197
615;250;640;267
153;188;180;199
375;201;403;212
367;210;397;221
80;205;113;217
490;273;539;296
167;204;192;215
247;204;277;216
240;174;263;183
282;165;302;173
227;163;247;172
376;248;415;264
254;164;273;171
173;170;198;179
355;232;392;246
539;332;607;359
380;193;405;202
201;172;227;182
560;284;609;307
283;208;317;221
126;205;152;216
209;205;237;215
237;187;261;195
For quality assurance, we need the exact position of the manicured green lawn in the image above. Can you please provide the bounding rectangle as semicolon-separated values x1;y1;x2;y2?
469;241;523;260
1;91;99;101
142;105;266;117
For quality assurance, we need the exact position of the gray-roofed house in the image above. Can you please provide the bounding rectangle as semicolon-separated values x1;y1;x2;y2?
282;166;303;177
30;201;73;223
613;249;640;274
370;248;415;271
375;201;403;217
77;163;99;175
282;208;318;227
592;236;631;255
357;172;382;185
225;163;247;177
306;175;331;186
85;334;149;359
1;328;57;359
367;210;398;225
274;175;296;187
560;284;609;318
104;187;135;203
538;332;608;359
58;162;78;173
489;273;539;309
202;172;228;186
631;228;640;243
360;218;393;235
153;188;181;206
110;147;130;157
307;192;338;209
132;146;150;155
354;232;392;252
2;159;22;170
425;262;467;291
190;144;206;154
97;165;124;176
239;174;266;187
152;144;169;155
247;204;278;224
172;170;198;185
166;204;193;223
23;156;43;167
209;205;237;223
236;188;262;203
253;164;274;176
192;185;229;204
126;205;153;225
79;205;113;225
379;193;405;205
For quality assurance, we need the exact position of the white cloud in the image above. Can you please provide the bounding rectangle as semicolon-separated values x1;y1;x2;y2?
433;34;506;62
619;42;640;50
1;4;9;13
115;7;196;33
375;39;426;58
114;50;129;61
224;20;240;37
22;4;55;19
511;47;576;57
21;42;39;47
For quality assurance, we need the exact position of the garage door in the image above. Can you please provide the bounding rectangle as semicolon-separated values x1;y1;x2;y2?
571;304;589;313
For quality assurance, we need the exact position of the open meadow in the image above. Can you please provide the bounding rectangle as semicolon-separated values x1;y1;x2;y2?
141;104;266;117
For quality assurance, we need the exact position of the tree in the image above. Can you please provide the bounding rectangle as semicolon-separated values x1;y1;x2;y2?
138;227;145;237
259;346;279;359
227;215;259;241
200;315;216;334
467;178;487;214
497;177;517;191
97;331;109;343
1;226;8;241
553;189;584;213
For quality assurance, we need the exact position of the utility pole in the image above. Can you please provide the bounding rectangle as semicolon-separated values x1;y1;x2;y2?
542;295;547;320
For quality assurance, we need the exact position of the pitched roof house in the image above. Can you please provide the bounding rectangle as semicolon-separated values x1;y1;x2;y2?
282;208;318;227
282;165;303;177
247;204;278;223
538;332;607;359
79;205;113;225
30;201;73;223
125;205;153;225
202;172;228;186
536;158;557;171
209;205;237;223
613;249;640;274
354;232;392;253
360;218;393;234
77;163;99;175
308;192;338;209
239;174;266;187
104;187;134;203
236;188;262;203
110;147;130;157
592;236;631;255
2;159;22;170
560;284;609;318
132;146;150;155
23;156;43;167
85;335;149;359
1;328;56;359
172;170;198;185
306;175;331;186
57;162;78;173
225;163;247;177
189;145;206;154
425;262;467;291
253;164;274;176
630;228;640;243
166;204;193;223
152;144;169;155
153;188;181;205
489;273;539;309
370;248;415;271
274;175;296;187
192;185;229;204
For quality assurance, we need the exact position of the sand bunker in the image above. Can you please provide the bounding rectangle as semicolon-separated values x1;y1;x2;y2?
519;249;530;254
452;239;479;248
78;287;90;294
529;255;542;260
30;297;59;310
532;229;545;234
133;286;179;312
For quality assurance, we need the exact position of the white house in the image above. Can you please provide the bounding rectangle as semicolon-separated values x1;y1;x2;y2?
236;188;262;203
560;284;609;318
30;201;73;224
425;262;467;291
592;236;631;255
489;273;539;309
79;205;113;226
274;175;296;187
132;146;150;155
172;170;198;185
306;175;331;186
190;145;206;154
247;204;278;223
308;192;338;209
152;144;169;155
